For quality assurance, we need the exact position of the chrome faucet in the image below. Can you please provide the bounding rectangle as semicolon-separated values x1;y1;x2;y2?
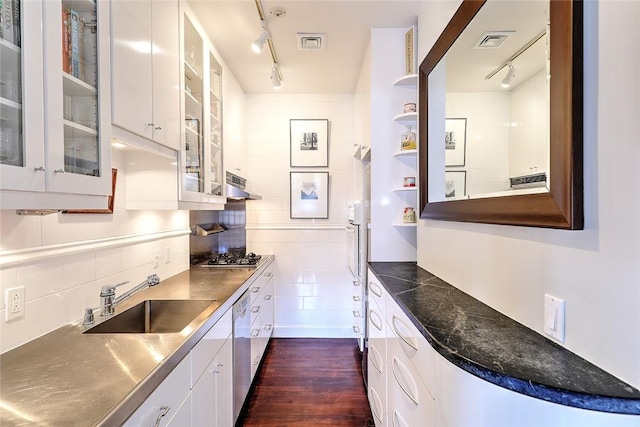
99;274;161;316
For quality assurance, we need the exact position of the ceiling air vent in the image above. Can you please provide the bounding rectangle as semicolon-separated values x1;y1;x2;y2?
297;33;326;50
474;31;515;49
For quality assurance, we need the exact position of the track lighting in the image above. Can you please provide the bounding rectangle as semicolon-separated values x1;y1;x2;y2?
251;21;269;53
501;63;516;88
271;65;282;89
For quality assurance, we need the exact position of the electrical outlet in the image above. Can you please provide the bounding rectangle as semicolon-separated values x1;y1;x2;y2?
5;287;25;321
165;247;171;264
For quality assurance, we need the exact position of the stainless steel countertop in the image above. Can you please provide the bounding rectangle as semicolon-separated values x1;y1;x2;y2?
0;256;273;427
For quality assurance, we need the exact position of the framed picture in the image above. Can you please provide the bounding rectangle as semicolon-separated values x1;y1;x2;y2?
290;119;329;167
290;171;329;219
62;168;118;214
405;26;417;75
445;118;467;166
445;171;467;199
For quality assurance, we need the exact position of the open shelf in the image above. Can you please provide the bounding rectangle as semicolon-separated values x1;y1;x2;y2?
393;74;418;88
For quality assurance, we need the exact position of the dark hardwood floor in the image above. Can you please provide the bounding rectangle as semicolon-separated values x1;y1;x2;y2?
238;338;374;426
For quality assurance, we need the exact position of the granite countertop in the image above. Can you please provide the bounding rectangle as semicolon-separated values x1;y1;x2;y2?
368;262;640;415
0;257;273;427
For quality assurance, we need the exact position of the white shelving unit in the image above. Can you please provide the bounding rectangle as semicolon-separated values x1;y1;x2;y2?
368;27;418;262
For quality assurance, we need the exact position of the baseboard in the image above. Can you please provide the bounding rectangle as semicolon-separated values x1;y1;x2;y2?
273;325;355;338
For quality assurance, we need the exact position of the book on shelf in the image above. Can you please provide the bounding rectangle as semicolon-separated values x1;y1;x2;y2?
63;8;85;80
0;0;20;47
62;9;70;73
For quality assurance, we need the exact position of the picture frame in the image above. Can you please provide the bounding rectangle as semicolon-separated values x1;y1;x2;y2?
445;171;467;199
290;119;329;167
290;171;329;219
405;26;417;75
445;118;467;166
62;168;118;214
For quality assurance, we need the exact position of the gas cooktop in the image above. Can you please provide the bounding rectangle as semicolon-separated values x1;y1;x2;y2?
201;252;265;268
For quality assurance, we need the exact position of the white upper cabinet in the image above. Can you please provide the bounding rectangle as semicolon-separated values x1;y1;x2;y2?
178;7;225;206
110;0;180;150
0;0;112;210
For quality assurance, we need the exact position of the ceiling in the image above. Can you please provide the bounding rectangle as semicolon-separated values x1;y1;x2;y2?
187;0;424;94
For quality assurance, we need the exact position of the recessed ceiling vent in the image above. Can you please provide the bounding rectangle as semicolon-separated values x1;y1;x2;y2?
474;31;515;49
297;33;326;50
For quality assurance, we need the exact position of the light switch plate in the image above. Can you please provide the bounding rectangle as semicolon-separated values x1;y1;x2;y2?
544;294;565;342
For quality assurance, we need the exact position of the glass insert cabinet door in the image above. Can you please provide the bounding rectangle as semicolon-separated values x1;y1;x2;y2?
208;51;222;197
0;0;27;170
1;0;110;197
183;14;205;198
57;0;101;177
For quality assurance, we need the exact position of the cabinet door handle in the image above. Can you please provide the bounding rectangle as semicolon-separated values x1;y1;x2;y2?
369;310;383;331
154;406;170;427
353;295;361;302
369;388;384;423
353;310;361;318
392;357;419;406
369;281;382;298
353;280;361;287
263;294;272;300
53;169;65;174
33;166;45;172
264;272;272;278
265;324;272;330
393;410;410;427
251;306;261;313
155;126;162;130
369;344;383;374
251;329;260;337
392;315;418;351
352;325;360;334
252;287;260;293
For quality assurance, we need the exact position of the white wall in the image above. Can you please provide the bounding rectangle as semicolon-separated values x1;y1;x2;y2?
445;91;510;196
417;0;640;389
243;94;356;338
0;149;190;353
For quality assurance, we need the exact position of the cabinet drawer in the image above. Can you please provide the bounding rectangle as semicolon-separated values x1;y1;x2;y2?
387;297;436;398
123;354;191;427
388;339;435;427
191;308;232;386
249;265;274;304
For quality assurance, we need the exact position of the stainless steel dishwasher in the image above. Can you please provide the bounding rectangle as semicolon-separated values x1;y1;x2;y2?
232;289;251;424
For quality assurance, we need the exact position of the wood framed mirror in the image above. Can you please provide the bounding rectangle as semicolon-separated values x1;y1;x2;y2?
418;0;583;229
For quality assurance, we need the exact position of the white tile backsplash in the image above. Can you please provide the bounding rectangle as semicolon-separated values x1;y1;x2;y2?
0;209;190;353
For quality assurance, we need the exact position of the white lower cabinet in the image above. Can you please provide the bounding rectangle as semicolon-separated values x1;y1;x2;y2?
368;305;387;426
387;339;435;427
191;338;233;426
191;308;233;426
124;308;232;427
249;266;275;380
123;354;192;427
368;270;640;427
367;269;435;427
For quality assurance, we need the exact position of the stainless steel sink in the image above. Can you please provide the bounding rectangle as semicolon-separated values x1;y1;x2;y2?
84;299;216;334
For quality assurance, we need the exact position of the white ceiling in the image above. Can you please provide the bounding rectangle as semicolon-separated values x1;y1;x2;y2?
187;0;424;94
187;1;549;95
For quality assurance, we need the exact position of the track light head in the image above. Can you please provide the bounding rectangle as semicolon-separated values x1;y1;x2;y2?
271;66;282;90
501;63;516;88
252;29;270;53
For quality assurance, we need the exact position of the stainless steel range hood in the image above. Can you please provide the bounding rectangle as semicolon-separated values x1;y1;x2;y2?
226;172;262;200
